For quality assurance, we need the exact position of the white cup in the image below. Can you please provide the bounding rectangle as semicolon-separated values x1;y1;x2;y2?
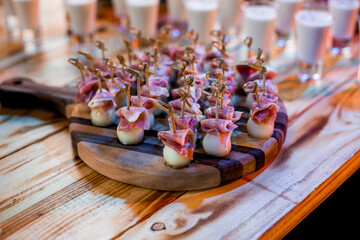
295;10;333;82
183;0;219;45
125;0;159;37
66;0;97;38
12;0;40;42
242;4;277;58
328;0;359;54
219;0;243;32
275;0;303;46
111;0;126;18
13;0;39;29
167;0;186;23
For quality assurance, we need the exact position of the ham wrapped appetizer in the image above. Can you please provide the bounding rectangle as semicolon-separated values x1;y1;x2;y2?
88;89;117;127
169;98;202;116
247;93;279;139
115;106;150;145
75;79;99;112
205;106;242;122
130;96;156;128
244;79;279;108
158;129;195;168
201;118;238;157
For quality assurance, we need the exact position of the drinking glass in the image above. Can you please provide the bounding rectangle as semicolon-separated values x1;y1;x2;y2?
66;0;97;49
219;0;243;36
295;10;333;82
111;0;128;32
274;0;303;48
328;0;359;56
125;0;159;37
242;2;277;60
13;0;40;44
183;0;219;45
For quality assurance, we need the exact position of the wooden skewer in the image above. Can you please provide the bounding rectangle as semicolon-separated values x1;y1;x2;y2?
243;36;253;59
185;29;199;48
77;51;93;67
138;62;153;87
84;66;102;92
261;66;267;90
123;67;144;98
96;40;107;58
112;77;123;92
102;58;115;79
122;36;133;66
117;55;127;68
169;106;177;133
68;58;85;82
153;101;178;133
253;81;260;107
178;88;191;119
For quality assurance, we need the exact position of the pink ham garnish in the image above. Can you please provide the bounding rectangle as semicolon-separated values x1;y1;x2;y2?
250;94;279;125
88;89;116;110
130;96;155;110
158;129;195;159
169;115;197;133
200;118;237;149
169;98;202;115
141;85;169;99
235;57;257;82
105;78;125;97
244;79;278;96
205;106;242;122
171;86;202;102
149;75;170;88
76;79;99;103
207;94;232;107
116;106;150;131
246;66;278;82
200;118;238;135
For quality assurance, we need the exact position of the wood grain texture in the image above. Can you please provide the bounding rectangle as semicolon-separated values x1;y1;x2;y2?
67;99;287;191
0;1;359;239
119;68;360;240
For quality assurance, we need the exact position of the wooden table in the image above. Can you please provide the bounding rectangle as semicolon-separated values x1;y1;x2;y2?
1;1;360;239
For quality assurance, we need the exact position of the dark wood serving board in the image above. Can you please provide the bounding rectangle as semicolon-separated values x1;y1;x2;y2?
0;77;288;191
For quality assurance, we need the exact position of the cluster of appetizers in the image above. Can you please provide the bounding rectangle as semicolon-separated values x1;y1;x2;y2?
68;27;280;169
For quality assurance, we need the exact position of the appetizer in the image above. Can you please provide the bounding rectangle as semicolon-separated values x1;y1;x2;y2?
88;89;117;127
157;104;195;168
201;118;238;157
247;83;279;139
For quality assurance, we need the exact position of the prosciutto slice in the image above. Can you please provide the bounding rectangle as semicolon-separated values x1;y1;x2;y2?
250;94;279;125
141;85;169;99
244;79;278;95
158;129;195;159
75;79;99;103
105;78;125;97
171;86;202;102
200;118;237;148
205;106;242;122
169;98;202;115
169;115;197;133
130;96;155;110
116;106;150;131
236;57;257;82
201;118;238;135
246;66;278;82
88;89;116;110
207;94;232;107
149;75;170;88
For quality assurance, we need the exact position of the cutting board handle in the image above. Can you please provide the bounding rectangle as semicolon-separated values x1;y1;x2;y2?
0;77;76;116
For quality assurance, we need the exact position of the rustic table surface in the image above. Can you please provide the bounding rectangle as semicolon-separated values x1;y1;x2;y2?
1;1;360;239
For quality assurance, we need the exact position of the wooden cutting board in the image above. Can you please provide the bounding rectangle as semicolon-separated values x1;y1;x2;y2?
0;77;288;191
